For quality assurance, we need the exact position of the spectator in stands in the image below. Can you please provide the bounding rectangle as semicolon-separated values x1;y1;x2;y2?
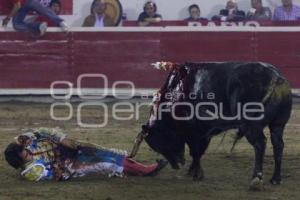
35;0;62;27
247;0;272;20
273;0;300;21
2;0;68;36
212;0;245;22
137;1;162;26
185;4;208;21
82;0;114;27
49;0;61;15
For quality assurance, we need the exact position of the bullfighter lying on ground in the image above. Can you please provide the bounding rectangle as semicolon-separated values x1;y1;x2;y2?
4;127;168;181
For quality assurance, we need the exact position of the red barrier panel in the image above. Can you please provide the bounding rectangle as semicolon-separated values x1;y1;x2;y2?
72;32;164;88
0;32;71;88
0;29;300;91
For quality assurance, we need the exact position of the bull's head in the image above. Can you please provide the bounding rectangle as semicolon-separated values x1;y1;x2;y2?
145;62;189;169
142;119;185;169
130;62;188;169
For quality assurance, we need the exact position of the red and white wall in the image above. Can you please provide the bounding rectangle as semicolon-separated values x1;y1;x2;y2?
0;26;300;96
1;1;300;95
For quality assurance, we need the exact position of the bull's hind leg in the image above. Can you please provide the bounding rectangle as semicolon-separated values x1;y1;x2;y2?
268;91;292;185
244;128;266;190
269;124;285;185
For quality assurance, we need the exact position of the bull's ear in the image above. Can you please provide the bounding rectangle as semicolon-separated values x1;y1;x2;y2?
142;124;149;132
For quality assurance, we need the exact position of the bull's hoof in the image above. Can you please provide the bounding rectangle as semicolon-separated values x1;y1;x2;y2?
192;173;204;181
270;178;281;185
169;160;180;170
249;177;264;191
187;168;193;176
188;167;204;181
170;163;180;170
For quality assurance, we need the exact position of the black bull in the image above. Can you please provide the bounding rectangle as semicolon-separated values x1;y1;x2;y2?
135;62;292;187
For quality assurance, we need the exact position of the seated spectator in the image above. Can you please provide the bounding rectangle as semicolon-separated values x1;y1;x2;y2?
212;0;245;22
273;0;300;21
49;0;61;15
247;0;272;20
185;4;208;21
35;0;62;27
82;0;114;27
137;1;162;26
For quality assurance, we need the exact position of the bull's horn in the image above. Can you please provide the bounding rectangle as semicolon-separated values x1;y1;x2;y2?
128;131;146;158
151;62;172;71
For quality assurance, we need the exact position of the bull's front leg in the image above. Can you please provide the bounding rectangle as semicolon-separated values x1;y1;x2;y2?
177;143;186;166
187;138;210;181
188;157;204;181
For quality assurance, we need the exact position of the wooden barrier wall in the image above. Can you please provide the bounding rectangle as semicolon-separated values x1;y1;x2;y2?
0;27;300;93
